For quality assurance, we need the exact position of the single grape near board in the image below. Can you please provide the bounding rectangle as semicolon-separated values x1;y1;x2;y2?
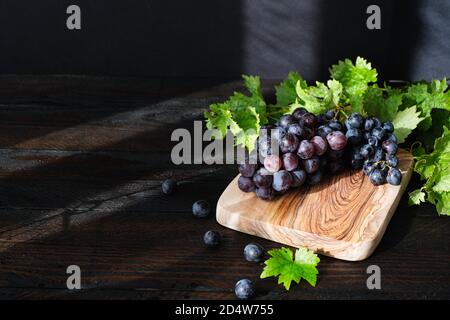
237;108;402;200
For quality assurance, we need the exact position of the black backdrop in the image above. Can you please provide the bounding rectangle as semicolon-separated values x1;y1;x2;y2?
0;0;448;81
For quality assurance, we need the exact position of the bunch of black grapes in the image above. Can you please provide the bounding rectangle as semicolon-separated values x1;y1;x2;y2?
237;108;402;200
344;112;402;186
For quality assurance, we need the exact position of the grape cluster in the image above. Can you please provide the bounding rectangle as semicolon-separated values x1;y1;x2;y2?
344;113;402;186
237;108;402;200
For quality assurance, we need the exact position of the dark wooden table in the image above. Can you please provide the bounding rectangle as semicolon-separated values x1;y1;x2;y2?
0;75;449;300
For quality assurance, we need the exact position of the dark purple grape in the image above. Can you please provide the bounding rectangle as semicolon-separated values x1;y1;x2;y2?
272;170;293;192
192;200;211;218
235;279;255;300
328;120;343;131
297;140;315;159
292;107;307;120
203;230;221;247
307;170;323;185
282;153;299;171
310;135;328;156
161;178;177;195
360;144;374;158
346;128;362;144
371;147;384;162
253;168;273;188
363;160;375;175
238;163;257;177
301;126;315;140
238;176;256;192
243;243;264;263
317;125;333;139
382;140;398;155
326;148;345;161
255;187;275;200
264;154;282;173
316;115;326;126
386;133;398;144
280;133;300;153
386;168;402;185
291;170;307;187
326;131;347;151
364;117;375;131
371;127;385;140
383;121;394;133
369;168;386;186
272;126;286;143
363;131;371;142
302;156;320;174
278;115;296;127
372;117;382;128
368;136;380;147
287;123;303;136
347;112;364;128
325;110;335;120
300;113;317;128
386;155;399;167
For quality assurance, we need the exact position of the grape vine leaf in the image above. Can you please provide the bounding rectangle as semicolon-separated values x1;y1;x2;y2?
363;85;403;122
392;105;424;143
204;75;266;151
408;189;426;205
260;247;320;290
330;57;377;113
404;78;450;131
293;79;342;115
420;109;450;151
237;75;267;125
410;126;450;215
204;103;240;138
275;71;307;106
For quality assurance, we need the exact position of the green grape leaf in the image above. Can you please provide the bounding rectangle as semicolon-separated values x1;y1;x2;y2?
261;247;320;290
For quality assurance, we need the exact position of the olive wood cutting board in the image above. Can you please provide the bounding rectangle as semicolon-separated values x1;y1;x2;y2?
216;149;414;261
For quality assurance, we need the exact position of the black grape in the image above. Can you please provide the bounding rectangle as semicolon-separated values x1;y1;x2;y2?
238;176;256;192
280;133;300;153
253;168;273;188
369;169;386;186
302;156;320;174
278;115;296;128
282;153;300;171
317;125;333;139
310;135;328;156
291;170;307;187
297;140;315;159
238;163;257;177
292;107;307;120
272;170;293;192
386;168;402;185
264;154;282;173
326;131;347;151
382;140;398;155
255;187;275;200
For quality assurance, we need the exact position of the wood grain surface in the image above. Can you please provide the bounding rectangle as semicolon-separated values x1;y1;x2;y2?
217;150;414;261
0;76;449;299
